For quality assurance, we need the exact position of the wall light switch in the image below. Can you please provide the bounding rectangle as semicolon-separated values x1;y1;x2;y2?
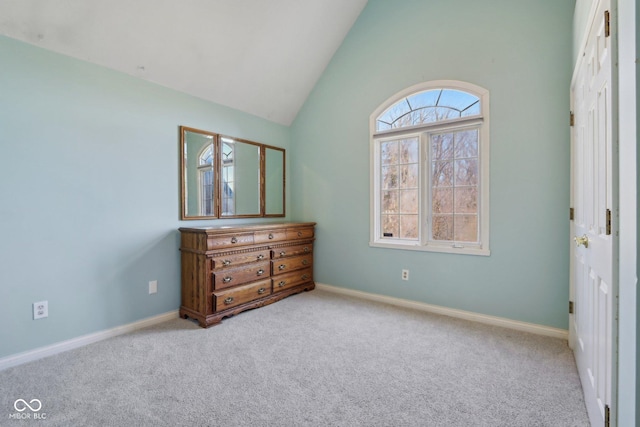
149;280;158;294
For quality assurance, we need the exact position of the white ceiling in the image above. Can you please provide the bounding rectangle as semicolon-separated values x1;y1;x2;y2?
0;0;368;125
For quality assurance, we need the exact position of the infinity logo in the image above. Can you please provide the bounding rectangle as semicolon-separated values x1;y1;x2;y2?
14;399;42;412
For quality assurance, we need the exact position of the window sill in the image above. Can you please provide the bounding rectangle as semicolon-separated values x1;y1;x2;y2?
369;241;490;257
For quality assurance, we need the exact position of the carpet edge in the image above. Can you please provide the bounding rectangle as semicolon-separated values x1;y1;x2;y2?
315;283;568;340
0;310;179;371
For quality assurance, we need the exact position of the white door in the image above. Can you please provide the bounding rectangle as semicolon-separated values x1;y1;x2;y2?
569;0;615;425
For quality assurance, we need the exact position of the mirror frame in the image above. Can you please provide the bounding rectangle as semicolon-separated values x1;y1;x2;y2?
179;126;286;220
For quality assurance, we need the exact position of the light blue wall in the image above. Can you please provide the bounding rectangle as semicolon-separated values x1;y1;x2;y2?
0;36;290;359
290;0;575;329
635;0;640;421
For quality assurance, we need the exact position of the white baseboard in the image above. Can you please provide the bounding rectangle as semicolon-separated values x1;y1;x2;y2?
0;310;179;371
316;283;568;340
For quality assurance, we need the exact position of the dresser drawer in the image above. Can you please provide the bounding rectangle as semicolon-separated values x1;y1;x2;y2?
213;261;270;290
213;279;272;311
286;227;314;240
272;243;313;259
273;268;313;291
206;233;254;249
211;249;269;269
272;254;313;275
254;229;287;244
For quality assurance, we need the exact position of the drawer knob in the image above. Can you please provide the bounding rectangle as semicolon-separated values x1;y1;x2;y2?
257;254;265;260
268;233;274;239
302;259;309;265
278;281;285;288
257;269;265;276
279;251;286;256
302;274;310;280
223;277;232;283
223;260;231;266
258;288;266;295
224;297;234;305
231;237;238;244
303;247;310;252
278;264;286;270
297;231;302;237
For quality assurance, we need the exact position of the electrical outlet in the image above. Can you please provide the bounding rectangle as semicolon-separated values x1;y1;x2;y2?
402;269;409;281
33;301;48;320
149;280;158;294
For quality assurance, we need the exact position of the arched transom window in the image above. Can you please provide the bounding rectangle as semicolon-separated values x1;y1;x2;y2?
376;88;481;131
370;80;490;256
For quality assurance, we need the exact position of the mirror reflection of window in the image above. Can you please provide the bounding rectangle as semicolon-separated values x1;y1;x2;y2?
197;144;214;216
221;139;235;216
180;125;285;220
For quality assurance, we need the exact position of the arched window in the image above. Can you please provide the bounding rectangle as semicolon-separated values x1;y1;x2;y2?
198;144;214;216
370;80;490;256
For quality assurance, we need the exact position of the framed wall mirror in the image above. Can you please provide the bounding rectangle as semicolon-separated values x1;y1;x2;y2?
180;126;285;220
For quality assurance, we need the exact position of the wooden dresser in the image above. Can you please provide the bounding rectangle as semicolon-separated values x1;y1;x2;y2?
179;222;315;327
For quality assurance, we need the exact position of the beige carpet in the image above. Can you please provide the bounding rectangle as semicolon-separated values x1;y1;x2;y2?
0;289;589;426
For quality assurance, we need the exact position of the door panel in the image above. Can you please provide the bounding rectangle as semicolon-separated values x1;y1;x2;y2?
570;0;614;425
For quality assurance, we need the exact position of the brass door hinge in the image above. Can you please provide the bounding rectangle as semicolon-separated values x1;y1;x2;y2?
605;404;610;427
570;112;575;126
604;11;610;37
569;207;574;221
569;301;574;314
606;209;612;235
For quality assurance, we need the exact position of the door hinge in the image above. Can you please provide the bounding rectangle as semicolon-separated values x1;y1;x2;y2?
605;404;610;427
570;112;575;126
604;10;610;37
569;301;574;314
569;207;574;221
606;209;612;235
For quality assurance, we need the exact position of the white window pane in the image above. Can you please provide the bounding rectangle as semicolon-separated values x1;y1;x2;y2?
376;121;392;131
400;215;419;239
400;164;419;188
382;190;398;213
432;161;454;187
400;138;419;163
461;102;481;117
454;130;478;158
382;165;399;189
454;159;478;186
431;133;454;160
381;140;398;165
454;187;478;214
454;215;478;242
432;188;453;213
406;89;441;109
378;101;411;128
382;214;399;238
438;89;480;112
432;215;453;241
400;189;418;214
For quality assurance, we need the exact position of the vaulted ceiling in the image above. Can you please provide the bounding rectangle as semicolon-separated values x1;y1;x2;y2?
0;0;368;125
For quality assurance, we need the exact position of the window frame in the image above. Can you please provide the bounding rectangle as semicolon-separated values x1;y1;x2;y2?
370;80;490;256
